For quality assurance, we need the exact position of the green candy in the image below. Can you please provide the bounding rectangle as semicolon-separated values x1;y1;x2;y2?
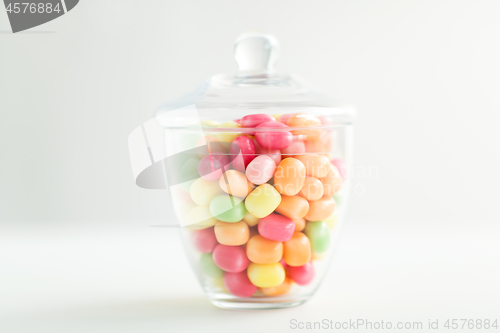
209;195;247;222
305;221;331;253
332;193;343;207
199;253;224;278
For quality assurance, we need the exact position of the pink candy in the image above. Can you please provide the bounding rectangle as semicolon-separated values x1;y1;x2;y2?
254;139;281;165
245;155;276;185
258;213;295;242
240;114;276;128
287;262;315;285
223;271;258;297
318;115;333;124
212;244;249;273
277;113;296;124
198;154;230;180
255;121;293;150
193;228;218;253
281;140;306;155
331;159;347;180
230;136;256;172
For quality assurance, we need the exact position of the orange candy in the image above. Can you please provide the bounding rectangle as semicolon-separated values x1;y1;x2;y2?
293;218;306;232
219;170;254;198
246;235;283;264
298;176;324;201
303;129;334;153
259;276;293;296
275;195;309;220
294;155;331;178
196;135;228;158
274;158;306;196
287;114;321;139
214;221;249;246
243;227;260;250
305;196;336;221
283;232;311;267
321;165;343;196
304;140;325;153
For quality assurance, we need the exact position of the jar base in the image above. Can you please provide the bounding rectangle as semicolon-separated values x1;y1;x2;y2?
210;298;308;310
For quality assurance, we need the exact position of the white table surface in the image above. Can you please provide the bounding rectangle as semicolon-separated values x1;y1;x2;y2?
1;221;499;333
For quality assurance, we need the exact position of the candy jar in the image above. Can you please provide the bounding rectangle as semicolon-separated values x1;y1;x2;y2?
137;32;354;309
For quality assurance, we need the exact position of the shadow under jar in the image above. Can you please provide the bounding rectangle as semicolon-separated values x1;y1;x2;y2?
157;32;354;310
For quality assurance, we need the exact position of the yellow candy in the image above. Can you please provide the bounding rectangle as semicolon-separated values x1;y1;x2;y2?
244;184;281;218
242;211;260;227
323;212;338;229
178;201;196;227
201;120;220;127
190;177;223;206
216;121;242;142
247;262;285;288
210;276;227;292
186;205;217;229
312;251;328;260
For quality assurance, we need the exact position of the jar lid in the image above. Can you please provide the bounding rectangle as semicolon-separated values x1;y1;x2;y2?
155;32;354;125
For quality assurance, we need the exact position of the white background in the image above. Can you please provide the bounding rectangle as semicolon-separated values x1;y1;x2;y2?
1;1;499;332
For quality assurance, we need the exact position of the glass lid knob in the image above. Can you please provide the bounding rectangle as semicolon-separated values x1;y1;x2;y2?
234;32;279;73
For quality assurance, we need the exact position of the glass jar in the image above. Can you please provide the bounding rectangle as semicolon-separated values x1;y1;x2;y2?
131;32;354;309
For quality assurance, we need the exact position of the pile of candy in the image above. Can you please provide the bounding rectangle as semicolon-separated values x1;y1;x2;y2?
181;113;345;298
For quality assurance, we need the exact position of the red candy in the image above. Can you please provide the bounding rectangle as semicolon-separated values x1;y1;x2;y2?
241;114;276;128
193;227;218;253
255;121;293;150
258;213;295;242
230;136;256;172
223;271;258;297
287;262;315;285
212;244;249;273
198;154;230;180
